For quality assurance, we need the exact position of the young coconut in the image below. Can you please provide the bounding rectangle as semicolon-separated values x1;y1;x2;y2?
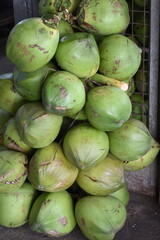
76;154;125;196
29;191;76;237
76;0;130;36
6;16;59;72
42;71;86;117
0;150;28;193
55;32;100;78
99;34;142;81
63;123;109;170
15;102;63;148
0;182;38;228
75;195;127;240
123;140;160;171
85;85;132;131
108;118;155;162
28;142;78;192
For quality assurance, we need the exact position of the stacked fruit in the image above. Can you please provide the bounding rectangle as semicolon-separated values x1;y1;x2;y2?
0;0;159;239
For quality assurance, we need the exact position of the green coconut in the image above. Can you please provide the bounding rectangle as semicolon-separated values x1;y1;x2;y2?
99;34;142;81
58;20;74;38
42;71;86;117
76;0;130;36
75;195;127;240
28;142;78;192
29;191;76;237
55;32;100;78
109;182;130;206
63;123;109;170
123;140;160;171
0;182;37;227
0;109;11;145
13;61;56;101
85;86;132;131
76;154;125;196
108;118;155;162
0;150;28;192
3;118;33;153
6;17;59;72
0;76;26;115
15;102;63;148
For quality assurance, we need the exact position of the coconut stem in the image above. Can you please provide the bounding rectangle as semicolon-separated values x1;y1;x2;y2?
42;14;60;28
89;73;128;91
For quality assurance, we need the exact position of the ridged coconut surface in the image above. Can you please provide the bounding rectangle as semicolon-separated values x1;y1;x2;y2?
99;34;142;80
75;195;127;240
76;0;130;36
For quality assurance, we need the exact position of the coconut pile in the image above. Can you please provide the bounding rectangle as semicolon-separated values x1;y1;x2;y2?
0;0;158;239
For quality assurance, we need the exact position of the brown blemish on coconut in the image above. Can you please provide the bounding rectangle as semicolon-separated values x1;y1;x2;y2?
44;199;51;205
39;161;51;167
67;60;73;65
16;42;30;55
58;216;68;226
80;217;86;226
84;175;98;182
29;44;48;54
4;169;27;185
0;172;10;182
29;55;35;62
59;86;68;98
43;51;49;54
82;22;97;30
112;66;118;73
114;1;122;8
92;15;97;21
115;60;121;65
7;137;24;152
39;28;45;33
90;106;99;117
50;31;54;35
